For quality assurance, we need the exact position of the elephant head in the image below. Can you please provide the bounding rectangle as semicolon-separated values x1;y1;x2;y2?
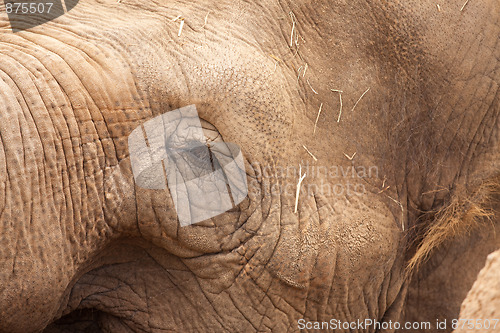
0;0;498;332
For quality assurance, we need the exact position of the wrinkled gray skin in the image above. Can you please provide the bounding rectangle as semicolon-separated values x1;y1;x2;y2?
0;0;499;332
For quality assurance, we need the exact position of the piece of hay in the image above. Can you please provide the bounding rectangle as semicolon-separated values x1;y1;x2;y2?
343;152;356;160
331;90;343;123
313;103;323;134
289;12;297;47
296;66;303;82
336;92;343;122
351;88;370;113
303;145;318;161
307;79;318;94
202;11;210;28
294;165;307;213
460;0;470;11
386;195;405;231
378;186;390;194
437;4;441;11
269;55;281;74
269;54;282;62
303;63;308;77
178;19;185;37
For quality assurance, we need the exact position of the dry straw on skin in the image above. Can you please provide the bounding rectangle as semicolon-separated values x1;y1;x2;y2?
289;12;300;50
178;19;184;37
331;89;343;122
377;185;390;194
378;177;391;194
351;88;371;113
202;11;210;28
460;0;470;11
289;12;296;47
294;165;307;213
269;55;282;74
386;195;405;231
343;152;356;160
269;54;282;63
296;66;303;82
172;15;185;37
303;145;318;161
338;93;343;122
313;103;323;134
307;80;318;94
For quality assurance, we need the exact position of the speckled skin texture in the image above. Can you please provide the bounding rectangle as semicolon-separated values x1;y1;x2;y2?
0;0;498;332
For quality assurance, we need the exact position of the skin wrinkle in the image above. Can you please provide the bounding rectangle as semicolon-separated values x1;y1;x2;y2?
446;70;492;149
0;40;88;175
174;267;227;331
433;9;497;160
231;227;288;328
0;138;6;225
258;280;276;329
226;291;258;331
0;89;20;244
0;62;72;324
460;97;497;181
465;90;500;179
40;41;116;163
0;9;150;332
22;29;140;165
160;277;206;326
484;99;500;149
263;204;315;323
0;59;43;251
440;88;496;191
40;38;132;233
2;52;74;239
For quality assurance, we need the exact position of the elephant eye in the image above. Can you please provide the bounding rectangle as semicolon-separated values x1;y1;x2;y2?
162;117;228;182
177;118;225;172
185;145;210;161
171;143;213;178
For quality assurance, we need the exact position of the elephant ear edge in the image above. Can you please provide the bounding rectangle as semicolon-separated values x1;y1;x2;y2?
454;248;500;333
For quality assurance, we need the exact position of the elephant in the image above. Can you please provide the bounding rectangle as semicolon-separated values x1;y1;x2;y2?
454;249;500;333
0;0;498;332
